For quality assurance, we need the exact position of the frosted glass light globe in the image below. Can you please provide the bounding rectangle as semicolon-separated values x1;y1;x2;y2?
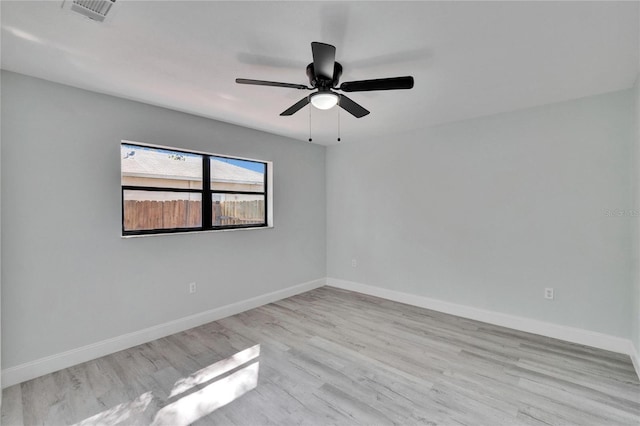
310;92;339;110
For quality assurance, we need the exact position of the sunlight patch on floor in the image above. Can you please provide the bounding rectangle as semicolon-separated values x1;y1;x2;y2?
152;361;260;426
169;344;260;398
73;391;154;425
71;345;261;425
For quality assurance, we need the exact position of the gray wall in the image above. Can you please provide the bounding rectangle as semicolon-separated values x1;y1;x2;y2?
1;71;326;368
327;89;635;338
635;10;640;360
634;75;640;354
0;65;3;398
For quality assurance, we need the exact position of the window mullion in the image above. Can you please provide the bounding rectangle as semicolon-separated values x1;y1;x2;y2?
202;155;212;230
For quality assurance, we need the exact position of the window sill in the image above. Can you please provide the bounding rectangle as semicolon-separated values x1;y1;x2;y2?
121;224;274;238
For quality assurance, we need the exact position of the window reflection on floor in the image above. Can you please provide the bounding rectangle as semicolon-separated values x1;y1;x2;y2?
169;344;260;398
72;345;261;426
153;361;259;425
74;392;155;425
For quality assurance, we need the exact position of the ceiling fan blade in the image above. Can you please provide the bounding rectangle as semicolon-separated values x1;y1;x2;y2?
280;96;310;116
311;42;336;81
339;76;414;92
236;78;309;90
338;94;370;118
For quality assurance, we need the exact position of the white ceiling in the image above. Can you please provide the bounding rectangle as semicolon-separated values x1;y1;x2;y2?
1;1;638;145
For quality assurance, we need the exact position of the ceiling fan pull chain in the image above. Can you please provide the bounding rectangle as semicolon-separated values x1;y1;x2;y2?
308;104;313;143
337;105;341;142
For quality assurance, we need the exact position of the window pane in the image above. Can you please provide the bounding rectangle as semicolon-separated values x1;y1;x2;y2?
212;193;265;227
210;157;265;192
122;144;203;189
123;190;202;231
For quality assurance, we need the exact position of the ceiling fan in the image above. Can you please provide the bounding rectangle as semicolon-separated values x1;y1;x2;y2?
236;42;414;118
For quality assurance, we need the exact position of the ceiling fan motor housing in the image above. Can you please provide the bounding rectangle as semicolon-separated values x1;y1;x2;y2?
306;62;342;88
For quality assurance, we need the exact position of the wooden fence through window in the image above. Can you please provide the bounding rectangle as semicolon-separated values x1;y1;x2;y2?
124;199;264;230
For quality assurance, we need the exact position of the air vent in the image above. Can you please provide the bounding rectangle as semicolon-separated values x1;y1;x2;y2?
67;0;116;22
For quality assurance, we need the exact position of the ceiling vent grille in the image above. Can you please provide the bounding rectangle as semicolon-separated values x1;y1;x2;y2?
68;0;116;22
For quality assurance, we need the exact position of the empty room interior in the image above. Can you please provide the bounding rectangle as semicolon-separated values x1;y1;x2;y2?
1;1;640;425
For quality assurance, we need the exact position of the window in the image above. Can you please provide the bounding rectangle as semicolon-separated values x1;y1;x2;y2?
121;142;270;236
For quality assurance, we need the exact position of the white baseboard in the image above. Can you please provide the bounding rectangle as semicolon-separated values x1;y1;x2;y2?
327;278;636;359
1;278;326;388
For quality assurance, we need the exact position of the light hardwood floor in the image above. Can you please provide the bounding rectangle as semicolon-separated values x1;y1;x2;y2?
2;286;639;425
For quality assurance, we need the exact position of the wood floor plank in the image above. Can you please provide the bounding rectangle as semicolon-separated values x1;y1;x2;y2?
0;385;24;426
2;286;639;425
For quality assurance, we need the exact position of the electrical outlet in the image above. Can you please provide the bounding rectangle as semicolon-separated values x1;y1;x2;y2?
544;287;554;300
351;259;357;268
189;282;197;294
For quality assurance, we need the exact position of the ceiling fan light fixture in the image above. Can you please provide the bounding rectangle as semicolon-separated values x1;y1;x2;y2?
310;92;338;110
